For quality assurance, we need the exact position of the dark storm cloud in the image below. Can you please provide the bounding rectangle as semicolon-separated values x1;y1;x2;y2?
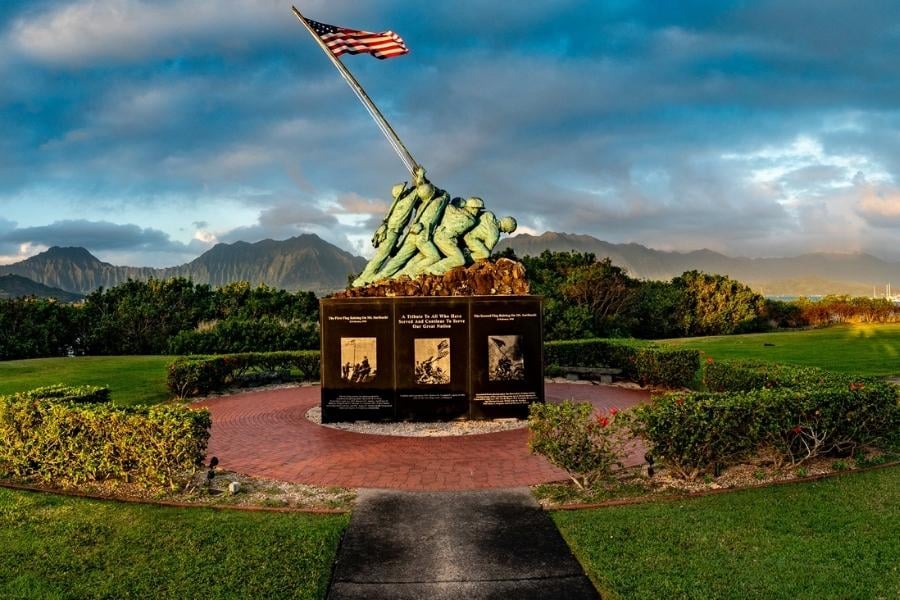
1;0;899;262
0;219;191;253
218;198;350;246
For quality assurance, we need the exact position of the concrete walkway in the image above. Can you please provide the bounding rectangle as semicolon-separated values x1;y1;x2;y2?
327;488;599;599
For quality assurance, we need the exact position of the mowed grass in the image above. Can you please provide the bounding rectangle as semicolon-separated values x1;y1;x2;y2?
0;488;348;600
663;323;900;377
553;466;900;600
0;356;172;406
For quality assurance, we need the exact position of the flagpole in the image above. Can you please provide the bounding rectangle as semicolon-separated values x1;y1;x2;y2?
291;6;419;176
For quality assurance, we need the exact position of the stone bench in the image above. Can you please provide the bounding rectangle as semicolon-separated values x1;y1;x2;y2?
557;366;623;384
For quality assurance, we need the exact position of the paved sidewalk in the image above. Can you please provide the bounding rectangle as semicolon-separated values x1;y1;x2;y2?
197;383;649;491
327;488;599;599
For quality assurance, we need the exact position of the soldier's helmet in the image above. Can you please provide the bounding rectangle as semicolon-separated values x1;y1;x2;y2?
465;197;485;210
417;182;435;200
392;183;406;199
499;216;517;233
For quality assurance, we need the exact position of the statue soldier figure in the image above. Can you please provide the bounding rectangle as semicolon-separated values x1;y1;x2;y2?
353;167;427;287
464;212;517;261
374;178;450;280
421;197;484;275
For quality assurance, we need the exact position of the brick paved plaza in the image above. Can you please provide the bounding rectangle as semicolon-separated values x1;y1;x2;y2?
197;383;650;491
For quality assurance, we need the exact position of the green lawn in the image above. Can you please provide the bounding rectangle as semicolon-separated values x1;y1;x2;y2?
553;466;900;600
0;356;172;406
0;487;348;599
663;323;900;377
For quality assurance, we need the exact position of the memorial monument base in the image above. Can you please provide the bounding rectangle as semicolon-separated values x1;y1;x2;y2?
320;295;543;422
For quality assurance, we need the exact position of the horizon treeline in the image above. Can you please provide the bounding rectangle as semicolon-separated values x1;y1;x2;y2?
0;279;319;360
2;253;899;361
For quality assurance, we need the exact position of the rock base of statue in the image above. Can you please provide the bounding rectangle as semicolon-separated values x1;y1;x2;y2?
332;258;529;298
320;293;543;422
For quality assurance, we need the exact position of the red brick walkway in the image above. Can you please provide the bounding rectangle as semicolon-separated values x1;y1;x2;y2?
196;383;650;491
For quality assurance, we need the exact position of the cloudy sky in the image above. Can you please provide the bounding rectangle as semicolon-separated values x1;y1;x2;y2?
1;0;899;267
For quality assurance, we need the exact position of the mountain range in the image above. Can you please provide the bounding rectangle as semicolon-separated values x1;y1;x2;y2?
497;232;900;296
0;235;366;296
0;274;83;302
1;231;898;298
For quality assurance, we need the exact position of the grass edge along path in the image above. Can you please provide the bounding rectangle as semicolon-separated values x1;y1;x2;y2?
552;465;900;600
662;323;900;378
0;355;172;406
0;487;348;600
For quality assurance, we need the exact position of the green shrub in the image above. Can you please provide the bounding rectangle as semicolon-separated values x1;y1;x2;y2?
528;401;626;489
631;347;701;388
168;317;319;354
166;356;231;399
167;351;321;399
632;391;769;480
0;387;210;489
544;338;700;388
632;382;900;479
15;384;111;404
703;359;866;392
544;338;639;370
759;383;899;465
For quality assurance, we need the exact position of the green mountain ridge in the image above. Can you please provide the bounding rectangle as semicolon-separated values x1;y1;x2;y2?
0;235;367;295
4;231;898;297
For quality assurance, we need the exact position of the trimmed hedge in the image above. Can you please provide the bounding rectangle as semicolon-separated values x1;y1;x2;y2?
168;341;700;398
632;381;899;479
13;384;111;404
0;387;210;489
544;338;700;388
167;351;321;399
703;359;876;392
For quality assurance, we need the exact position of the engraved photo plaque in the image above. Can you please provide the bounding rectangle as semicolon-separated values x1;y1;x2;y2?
395;297;469;420
321;298;395;422
469;297;544;419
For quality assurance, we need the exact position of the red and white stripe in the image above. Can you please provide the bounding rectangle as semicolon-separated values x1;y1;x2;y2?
321;29;409;60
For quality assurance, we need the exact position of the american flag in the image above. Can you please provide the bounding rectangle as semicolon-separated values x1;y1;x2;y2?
306;18;409;60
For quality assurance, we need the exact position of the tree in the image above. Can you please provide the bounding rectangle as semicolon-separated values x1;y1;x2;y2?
630;280;686;338
560;258;638;336
671;270;766;336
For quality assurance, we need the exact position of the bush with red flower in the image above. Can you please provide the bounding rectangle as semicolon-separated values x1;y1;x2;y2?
528;400;628;489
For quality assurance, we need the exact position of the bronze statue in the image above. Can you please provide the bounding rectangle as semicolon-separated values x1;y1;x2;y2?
351;166;517;286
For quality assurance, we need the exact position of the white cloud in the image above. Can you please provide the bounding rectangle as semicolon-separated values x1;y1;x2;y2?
9;0;281;66
6;0;377;68
193;229;218;244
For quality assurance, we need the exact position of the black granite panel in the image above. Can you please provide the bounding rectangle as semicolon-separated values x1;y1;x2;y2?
320;295;543;422
320;298;396;422
469;297;544;419
394;297;470;420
